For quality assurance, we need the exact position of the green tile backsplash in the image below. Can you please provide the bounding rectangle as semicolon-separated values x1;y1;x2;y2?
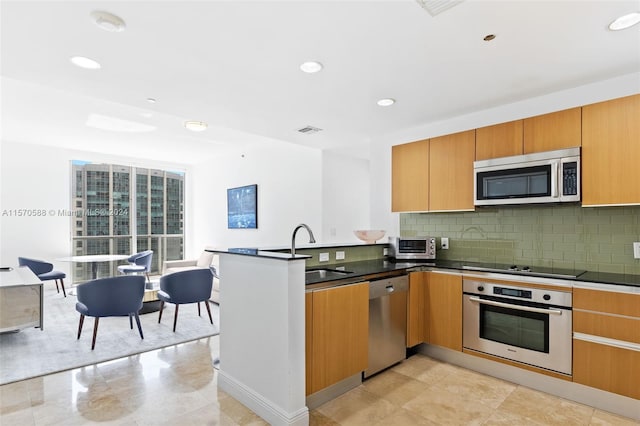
400;205;640;275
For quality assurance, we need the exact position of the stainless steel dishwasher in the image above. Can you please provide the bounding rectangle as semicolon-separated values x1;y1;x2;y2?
364;274;408;378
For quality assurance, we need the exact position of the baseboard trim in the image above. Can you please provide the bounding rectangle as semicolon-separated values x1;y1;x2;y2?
418;344;640;421
306;373;362;410
218;371;309;426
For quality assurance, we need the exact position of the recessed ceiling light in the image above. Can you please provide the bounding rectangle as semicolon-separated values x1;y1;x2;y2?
608;12;640;31
70;56;101;70
184;121;208;132
377;98;396;107
300;61;323;73
90;10;126;32
146;98;157;104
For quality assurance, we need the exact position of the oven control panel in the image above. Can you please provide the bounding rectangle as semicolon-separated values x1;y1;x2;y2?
463;279;572;308
493;286;532;299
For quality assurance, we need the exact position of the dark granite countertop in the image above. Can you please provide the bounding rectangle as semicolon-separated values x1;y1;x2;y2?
305;258;640;288
207;247;640;288
304;259;421;285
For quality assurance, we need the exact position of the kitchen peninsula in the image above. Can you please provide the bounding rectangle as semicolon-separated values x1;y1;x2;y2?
209;244;640;426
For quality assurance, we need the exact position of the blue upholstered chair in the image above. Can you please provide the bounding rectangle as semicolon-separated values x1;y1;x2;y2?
117;250;153;283
75;275;145;350
158;268;214;332
18;257;67;297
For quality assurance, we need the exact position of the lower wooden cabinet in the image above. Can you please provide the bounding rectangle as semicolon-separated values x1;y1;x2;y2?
426;272;462;351
407;271;427;347
573;338;640;400
305;282;368;395
572;287;640;399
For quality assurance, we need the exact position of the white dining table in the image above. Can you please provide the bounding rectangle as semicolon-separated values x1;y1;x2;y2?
57;254;130;280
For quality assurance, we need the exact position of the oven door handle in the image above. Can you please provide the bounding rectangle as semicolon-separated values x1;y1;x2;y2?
468;296;564;315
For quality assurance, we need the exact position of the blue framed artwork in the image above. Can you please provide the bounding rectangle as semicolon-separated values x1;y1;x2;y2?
227;184;258;229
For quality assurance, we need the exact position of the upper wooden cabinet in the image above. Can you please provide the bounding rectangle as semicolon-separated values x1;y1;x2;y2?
582;94;640;206
429;130;475;211
475;120;523;160
523;107;581;153
391;139;429;212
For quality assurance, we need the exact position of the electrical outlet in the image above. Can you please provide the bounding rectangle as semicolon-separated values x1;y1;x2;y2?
319;252;329;262
634;242;640;259
336;251;345;260
441;237;449;250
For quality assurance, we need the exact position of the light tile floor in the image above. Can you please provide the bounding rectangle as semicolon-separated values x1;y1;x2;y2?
0;336;637;425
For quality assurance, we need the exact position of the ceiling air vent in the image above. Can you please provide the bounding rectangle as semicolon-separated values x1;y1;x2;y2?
415;0;465;17
297;125;323;135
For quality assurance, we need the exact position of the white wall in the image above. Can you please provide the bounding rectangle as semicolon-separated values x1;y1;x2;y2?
369;72;640;236
321;150;370;244
189;139;324;253
0;134;369;271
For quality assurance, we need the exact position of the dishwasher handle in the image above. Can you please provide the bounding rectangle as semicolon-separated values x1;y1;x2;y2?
369;275;408;299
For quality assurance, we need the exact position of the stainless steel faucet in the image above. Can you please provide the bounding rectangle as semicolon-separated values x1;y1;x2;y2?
291;223;316;256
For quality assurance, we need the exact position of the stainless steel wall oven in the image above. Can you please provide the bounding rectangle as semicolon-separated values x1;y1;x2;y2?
463;279;572;375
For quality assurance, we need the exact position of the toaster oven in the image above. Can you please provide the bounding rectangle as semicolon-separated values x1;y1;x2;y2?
389;237;436;261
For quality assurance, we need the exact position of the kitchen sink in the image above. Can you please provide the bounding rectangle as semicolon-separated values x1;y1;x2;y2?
305;268;353;281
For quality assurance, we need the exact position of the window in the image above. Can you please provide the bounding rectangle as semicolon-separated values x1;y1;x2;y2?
70;161;185;282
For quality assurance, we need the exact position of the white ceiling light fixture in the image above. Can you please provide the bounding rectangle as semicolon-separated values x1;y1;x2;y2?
70;56;101;70
300;61;323;73
608;12;640;31
184;120;208;132
90;10;126;32
377;98;396;107
146;97;157;104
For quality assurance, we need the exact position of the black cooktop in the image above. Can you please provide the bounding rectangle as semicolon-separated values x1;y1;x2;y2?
461;262;586;279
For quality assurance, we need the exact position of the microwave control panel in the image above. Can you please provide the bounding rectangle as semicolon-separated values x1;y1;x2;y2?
562;162;578;196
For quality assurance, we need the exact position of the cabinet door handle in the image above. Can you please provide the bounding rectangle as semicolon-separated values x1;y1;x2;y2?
551;160;559;198
468;296;564;315
573;332;640;352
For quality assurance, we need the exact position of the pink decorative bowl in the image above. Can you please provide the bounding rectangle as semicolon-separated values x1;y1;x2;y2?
353;230;386;244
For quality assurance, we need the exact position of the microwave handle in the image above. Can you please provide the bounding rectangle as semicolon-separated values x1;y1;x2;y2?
551;160;559;198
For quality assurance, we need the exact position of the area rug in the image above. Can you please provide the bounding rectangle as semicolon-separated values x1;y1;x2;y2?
0;285;219;385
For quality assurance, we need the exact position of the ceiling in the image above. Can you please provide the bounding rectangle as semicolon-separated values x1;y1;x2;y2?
1;0;639;164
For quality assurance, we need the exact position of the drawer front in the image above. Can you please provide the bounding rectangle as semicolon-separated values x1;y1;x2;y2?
573;288;640;318
573;310;640;344
573;338;640;400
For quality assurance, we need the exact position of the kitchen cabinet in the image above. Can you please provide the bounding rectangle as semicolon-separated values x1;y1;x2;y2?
581;94;640;206
306;282;368;395
572;287;640;399
407;271;427;347
391;139;429;212
523;107;581;153
426;271;462;351
429;130;476;212
475;120;523;160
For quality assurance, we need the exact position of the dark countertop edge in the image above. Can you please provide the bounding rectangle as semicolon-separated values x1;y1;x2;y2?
206;242;387;261
303;258;640;288
206;248;311;261
204;249;640;288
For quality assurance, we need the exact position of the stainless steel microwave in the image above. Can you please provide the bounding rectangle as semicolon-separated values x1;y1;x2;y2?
389;237;436;260
474;147;580;206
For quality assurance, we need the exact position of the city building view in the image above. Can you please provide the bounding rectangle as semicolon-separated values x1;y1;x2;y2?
70;161;184;282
